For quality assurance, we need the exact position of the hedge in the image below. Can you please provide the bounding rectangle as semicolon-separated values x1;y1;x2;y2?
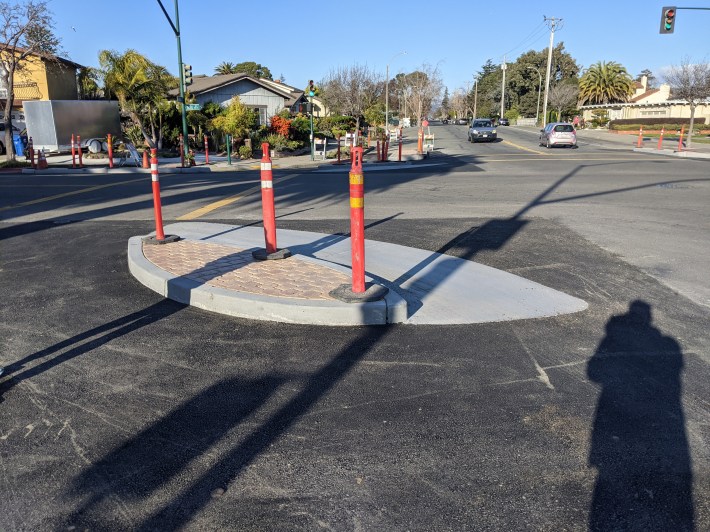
609;117;707;131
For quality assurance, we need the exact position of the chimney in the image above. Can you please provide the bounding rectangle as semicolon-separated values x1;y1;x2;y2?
641;75;648;91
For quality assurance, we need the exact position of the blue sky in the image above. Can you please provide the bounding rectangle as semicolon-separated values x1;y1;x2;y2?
49;0;708;92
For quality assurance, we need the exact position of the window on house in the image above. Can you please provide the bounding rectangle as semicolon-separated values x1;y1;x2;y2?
249;106;267;126
640;110;667;117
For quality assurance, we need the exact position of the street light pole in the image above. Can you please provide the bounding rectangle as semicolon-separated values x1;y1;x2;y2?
156;0;189;159
527;66;542;125
385;51;406;134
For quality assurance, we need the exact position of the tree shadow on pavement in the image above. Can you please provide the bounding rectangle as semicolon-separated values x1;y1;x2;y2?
587;300;694;531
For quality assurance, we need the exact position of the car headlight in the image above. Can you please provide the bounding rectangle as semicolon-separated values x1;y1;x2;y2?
492;129;497;134
472;129;479;134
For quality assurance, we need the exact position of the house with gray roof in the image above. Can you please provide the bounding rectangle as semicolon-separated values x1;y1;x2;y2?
168;74;309;126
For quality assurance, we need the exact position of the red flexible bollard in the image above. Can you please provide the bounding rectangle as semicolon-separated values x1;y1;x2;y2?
71;134;76;168
204;134;209;165
107;133;114;168
29;137;35;168
337;134;341;164
179;134;185;167
150;148;166;241
349;147;365;293
636;126;643;148
252;143;291;260
398;136;402;161
678;125;685;151
260;143;276;254
376;139;381;162
77;135;83;168
657;127;665;150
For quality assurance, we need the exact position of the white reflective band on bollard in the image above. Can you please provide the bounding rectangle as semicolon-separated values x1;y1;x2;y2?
261;162;272;171
261;181;273;188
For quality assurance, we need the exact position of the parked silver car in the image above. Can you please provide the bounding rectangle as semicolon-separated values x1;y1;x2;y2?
468;119;497;142
539;122;577;148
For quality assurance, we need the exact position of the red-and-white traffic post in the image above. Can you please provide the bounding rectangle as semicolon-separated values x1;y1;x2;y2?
398;134;403;161
107;133;114;168
349;147;365;293
637;126;643;148
678;125;685;151
260;142;277;254
204;134;209;164
77;135;83;168
71;134;76;168
657;127;665;150
150;148;166;241
29;137;35;169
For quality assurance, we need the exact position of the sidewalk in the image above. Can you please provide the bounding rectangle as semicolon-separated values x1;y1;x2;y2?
13;135;428;174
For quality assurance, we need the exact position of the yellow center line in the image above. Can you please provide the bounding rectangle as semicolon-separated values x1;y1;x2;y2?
177;173;299;220
0;177;144;212
501;140;549;155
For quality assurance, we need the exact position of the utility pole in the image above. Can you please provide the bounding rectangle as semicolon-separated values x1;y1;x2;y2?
500;56;507;120
542;16;562;127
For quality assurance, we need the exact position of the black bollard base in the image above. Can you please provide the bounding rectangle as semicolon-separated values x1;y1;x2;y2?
252;248;292;261
329;282;389;303
142;235;181;245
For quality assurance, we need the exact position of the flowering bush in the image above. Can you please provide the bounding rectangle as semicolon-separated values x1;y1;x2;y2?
270;115;291;137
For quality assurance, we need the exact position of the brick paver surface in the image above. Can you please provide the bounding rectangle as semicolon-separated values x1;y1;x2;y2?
142;240;350;300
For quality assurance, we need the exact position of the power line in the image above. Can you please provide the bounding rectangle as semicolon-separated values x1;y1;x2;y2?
499;20;548;60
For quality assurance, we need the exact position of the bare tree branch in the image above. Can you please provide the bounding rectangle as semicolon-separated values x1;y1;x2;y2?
664;57;710;149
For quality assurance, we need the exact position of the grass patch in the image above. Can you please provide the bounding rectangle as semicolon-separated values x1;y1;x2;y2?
0;159;31;168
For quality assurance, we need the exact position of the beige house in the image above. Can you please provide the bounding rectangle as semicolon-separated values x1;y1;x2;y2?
580;75;710;125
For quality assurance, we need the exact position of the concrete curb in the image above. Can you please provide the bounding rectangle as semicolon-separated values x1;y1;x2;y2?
632;147;710;159
127;236;408;326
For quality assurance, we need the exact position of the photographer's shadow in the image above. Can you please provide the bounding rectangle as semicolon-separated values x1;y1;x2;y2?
587;300;694;531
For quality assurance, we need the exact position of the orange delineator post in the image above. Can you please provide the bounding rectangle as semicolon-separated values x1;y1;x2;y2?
636;127;643;148
142;150;149;168
349;147;365;293
29;137;35;169
417;128;423;154
71;134;76;168
337;134;341;163
678;125;685;151
657;127;665;150
77;135;83;168
150;148;166;241
204;134;209;164
398;136;402;162
179;134;185;167
259;142;277;254
107;133;114;168
376;139;381;162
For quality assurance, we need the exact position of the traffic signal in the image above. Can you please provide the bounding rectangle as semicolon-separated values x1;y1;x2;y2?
308;79;315;97
183;63;193;85
660;6;676;34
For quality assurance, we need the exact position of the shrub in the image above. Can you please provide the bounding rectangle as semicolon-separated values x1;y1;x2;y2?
238;145;252;159
608;117;707;130
270;115;291;136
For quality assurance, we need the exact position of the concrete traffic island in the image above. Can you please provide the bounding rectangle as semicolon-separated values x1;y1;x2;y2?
127;222;588;326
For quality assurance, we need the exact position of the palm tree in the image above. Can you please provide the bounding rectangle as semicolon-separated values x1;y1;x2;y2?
99;49;174;148
214;61;237;75
578;61;635;105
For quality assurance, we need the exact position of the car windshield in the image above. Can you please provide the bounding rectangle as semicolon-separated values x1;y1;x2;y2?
473;121;492;128
553;124;574;132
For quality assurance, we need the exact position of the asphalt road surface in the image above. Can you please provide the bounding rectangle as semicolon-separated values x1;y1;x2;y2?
1;125;708;531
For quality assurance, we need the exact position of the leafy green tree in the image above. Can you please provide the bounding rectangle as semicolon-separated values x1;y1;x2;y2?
364;103;385;128
636;68;656;88
210;96;256;141
578;61;634;105
234;61;272;80
77;67;102;99
0;0;61;158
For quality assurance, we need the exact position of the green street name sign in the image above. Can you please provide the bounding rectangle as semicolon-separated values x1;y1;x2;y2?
185;103;201;111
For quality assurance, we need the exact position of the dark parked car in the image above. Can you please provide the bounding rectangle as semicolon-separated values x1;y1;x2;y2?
468;119;497;142
498;118;510;126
